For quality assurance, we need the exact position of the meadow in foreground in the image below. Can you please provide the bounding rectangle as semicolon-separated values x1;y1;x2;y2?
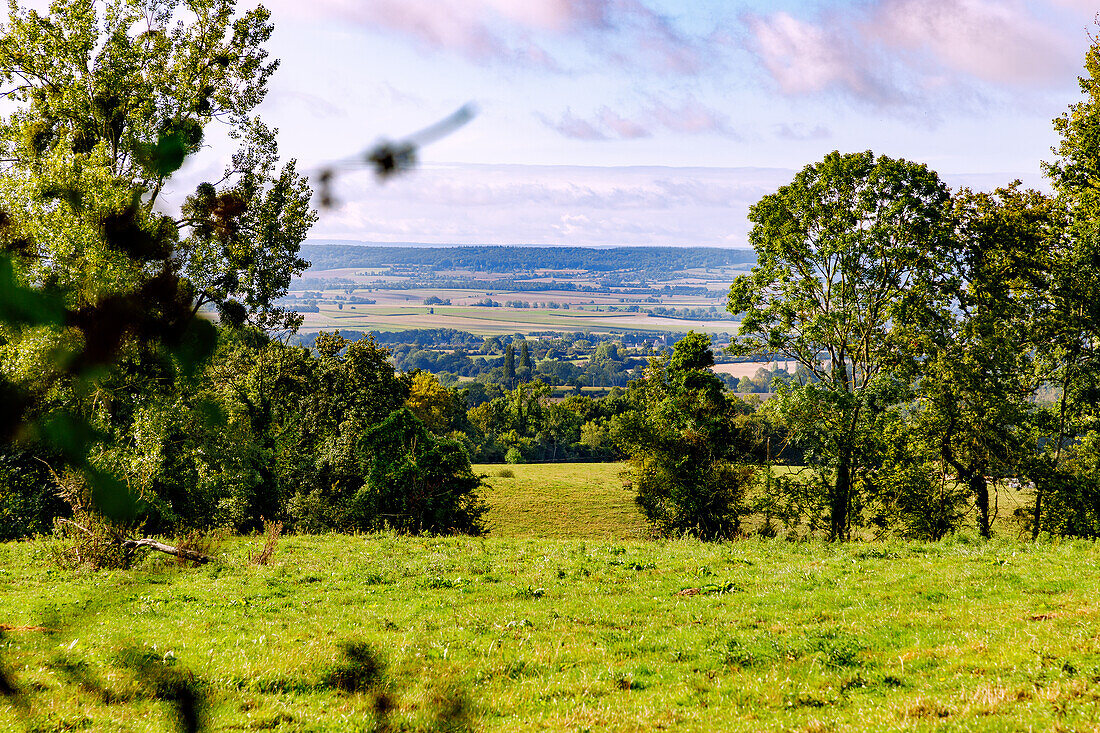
2;532;1100;732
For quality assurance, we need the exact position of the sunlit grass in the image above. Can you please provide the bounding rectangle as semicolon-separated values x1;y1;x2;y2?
476;462;648;540
2;535;1100;732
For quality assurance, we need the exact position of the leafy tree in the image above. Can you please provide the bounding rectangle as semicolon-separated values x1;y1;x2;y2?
358;409;487;535
406;371;461;435
911;184;1052;537
668;331;713;373
503;343;516;386
0;0;313;530
1036;32;1100;536
520;341;533;372
619;335;756;539
728;151;952;540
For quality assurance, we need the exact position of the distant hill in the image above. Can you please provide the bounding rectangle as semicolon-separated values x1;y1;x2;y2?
299;243;757;273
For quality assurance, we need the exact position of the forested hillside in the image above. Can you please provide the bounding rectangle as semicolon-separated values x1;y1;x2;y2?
299;243;756;274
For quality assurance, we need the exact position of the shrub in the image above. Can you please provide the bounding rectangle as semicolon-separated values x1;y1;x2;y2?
358;408;488;535
504;447;523;465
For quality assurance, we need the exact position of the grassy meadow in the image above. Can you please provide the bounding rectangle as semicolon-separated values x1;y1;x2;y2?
476;462;649;540
3;464;1100;732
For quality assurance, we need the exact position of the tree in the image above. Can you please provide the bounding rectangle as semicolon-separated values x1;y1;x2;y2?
728;151;953;540
406;371;460;435
668;331;713;373
503;343;516;386
619;334;756;539
1036;32;1100;536
359;408;487;535
520;341;533;371
0;0;313;532
911;184;1053;537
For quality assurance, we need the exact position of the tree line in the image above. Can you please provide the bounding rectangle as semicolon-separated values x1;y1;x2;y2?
299;243;755;274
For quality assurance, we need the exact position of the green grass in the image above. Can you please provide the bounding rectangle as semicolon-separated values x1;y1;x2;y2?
1;466;1097;731
475;462;648;540
4;536;1100;731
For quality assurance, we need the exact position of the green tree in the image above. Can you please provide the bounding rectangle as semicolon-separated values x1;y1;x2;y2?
911;184;1052;537
0;0;314;529
358;408;487;535
728;150;953;540
669;331;713;372
503;343;516;386
1036;32;1100;536
619;335;756;539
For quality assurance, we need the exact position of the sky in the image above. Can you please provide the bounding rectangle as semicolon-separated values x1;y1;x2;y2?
167;0;1099;247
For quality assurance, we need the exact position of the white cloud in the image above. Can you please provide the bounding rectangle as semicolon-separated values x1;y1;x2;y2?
869;0;1077;87
541;95;739;140
267;0;708;75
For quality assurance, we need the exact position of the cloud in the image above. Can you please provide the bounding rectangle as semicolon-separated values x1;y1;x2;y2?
645;97;739;137
744;11;898;103
541;95;738;140
598;108;651;139
743;0;1082;109
269;0;708;75
304;163;797;246
773;123;831;141
869;0;1077;87
540;109;610;140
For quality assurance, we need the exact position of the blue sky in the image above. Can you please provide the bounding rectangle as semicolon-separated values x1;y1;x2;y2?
170;0;1097;247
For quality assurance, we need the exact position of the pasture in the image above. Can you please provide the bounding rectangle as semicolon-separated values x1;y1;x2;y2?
476;462;648;539
3;535;1099;732
2;463;1098;732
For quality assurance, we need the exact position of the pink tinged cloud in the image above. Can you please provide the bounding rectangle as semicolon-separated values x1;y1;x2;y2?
744;0;1080;107
598;107;651;139
868;0;1077;87
773;123;831;141
744;11;896;102
646;97;739;137
542;109;610;140
281;0;705;75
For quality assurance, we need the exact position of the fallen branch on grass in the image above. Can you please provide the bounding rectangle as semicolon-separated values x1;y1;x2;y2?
120;538;213;565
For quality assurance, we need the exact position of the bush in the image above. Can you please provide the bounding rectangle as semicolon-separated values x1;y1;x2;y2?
358;408;488;534
504;447;524;464
0;446;69;540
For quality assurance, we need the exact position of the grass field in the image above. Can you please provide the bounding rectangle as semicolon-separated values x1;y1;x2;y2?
3;466;1099;732
476;462;648;540
4;535;1100;732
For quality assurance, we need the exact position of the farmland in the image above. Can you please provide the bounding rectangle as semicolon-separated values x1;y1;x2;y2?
282;244;750;338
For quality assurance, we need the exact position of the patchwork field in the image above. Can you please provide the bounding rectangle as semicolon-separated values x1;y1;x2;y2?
298;303;741;336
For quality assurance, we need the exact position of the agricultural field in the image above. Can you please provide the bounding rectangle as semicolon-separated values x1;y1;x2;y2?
2;466;1097;733
296;300;741;337
284;245;750;338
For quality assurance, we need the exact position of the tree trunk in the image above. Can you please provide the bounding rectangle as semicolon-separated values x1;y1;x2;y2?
831;451;852;542
121;538;213;564
971;473;991;539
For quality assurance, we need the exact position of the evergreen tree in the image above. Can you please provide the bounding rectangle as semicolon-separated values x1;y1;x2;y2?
521;341;533;373
504;344;516;386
